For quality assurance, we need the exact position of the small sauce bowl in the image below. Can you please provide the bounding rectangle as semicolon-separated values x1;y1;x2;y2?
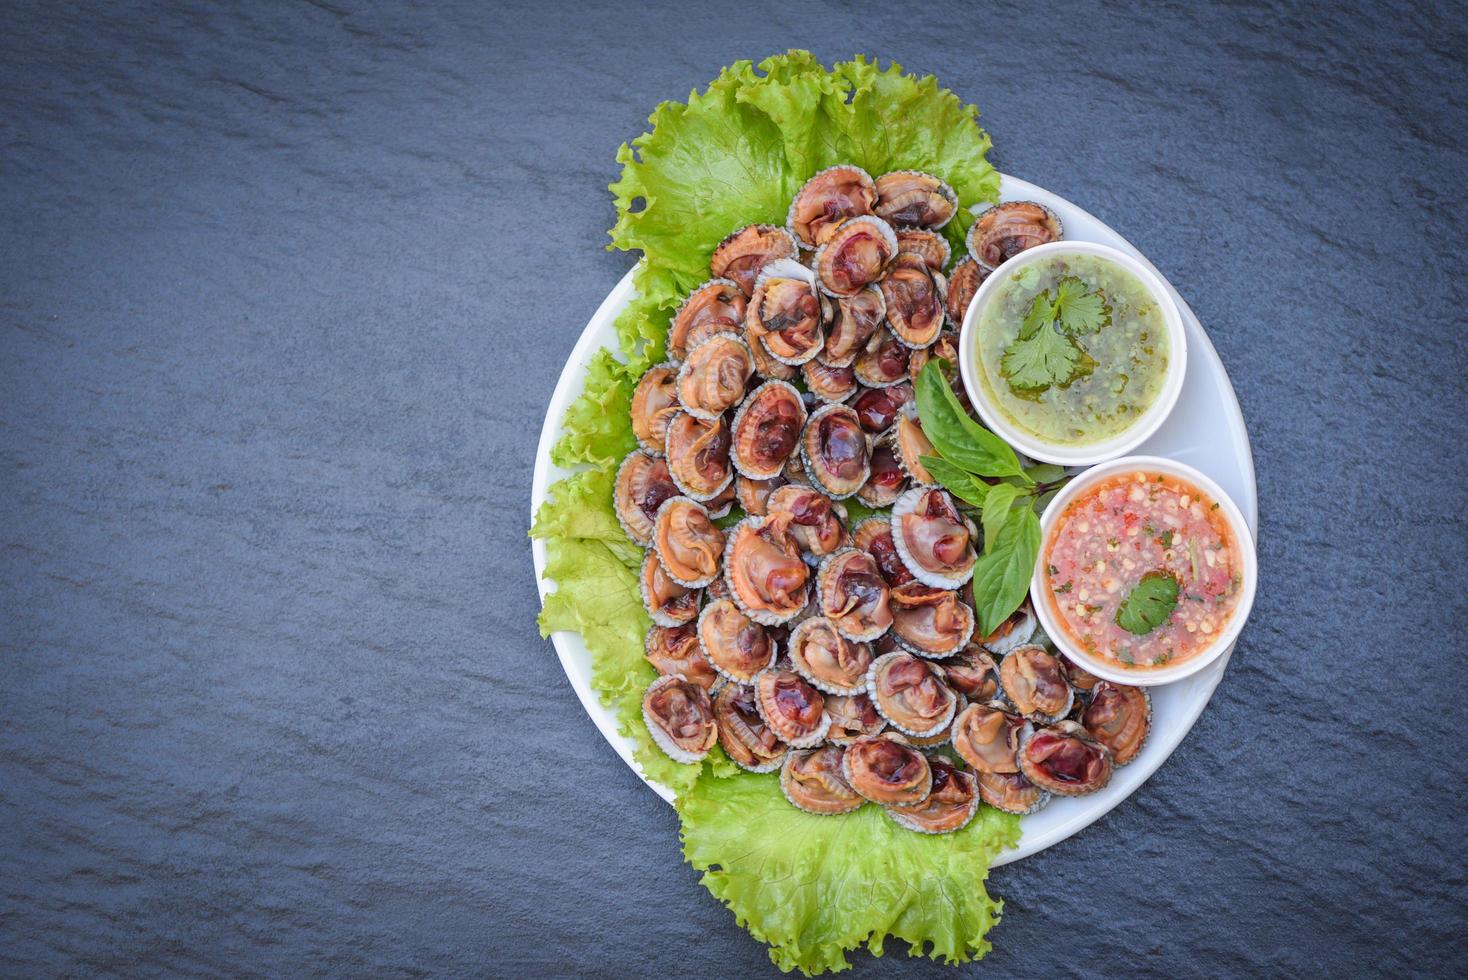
958;240;1188;466
1030;455;1257;686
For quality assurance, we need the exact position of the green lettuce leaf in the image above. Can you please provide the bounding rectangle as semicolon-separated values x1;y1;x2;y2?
549;348;642;470
608;61;797;321
680;769;1020;975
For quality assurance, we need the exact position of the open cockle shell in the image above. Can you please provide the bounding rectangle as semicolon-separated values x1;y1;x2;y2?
1017;719;1113;797
950;700;1028;774
980;599;1038;656
713;682;788;773
866;651;959;738
907;329;959;387
674;331;754;420
856;439;908;508
823;691;886;745
850;383;913;437
801;359;858;403
888;581;975;657
813;214;899;298
850;516;915;589
781;744;866;815
668;278;747;362
722;514;811;626
887;410;937;486
815;548;893;642
941;645;1002;703
852;326;911;389
966;200;1064;270
664;410;734;502
644;623;719;691
730;379;806;480
749;258;825;367
630;361;681;454
787;164;877;249
733;472;786;517
613;449;679;547
841;731;933;806
642;674;719;764
752;662;831;748
799;402;871;500
975;768;1051;815
640;551;701;627
881;251;947;349
711;224;799;296
765;484;847;559
883;756;979;834
895;227;952;272
998;643;1075;724
1081;681;1151;766
786;615;875;695
945;256;988;328
890;485;977;588
652;495;725;589
874;169;959;230
819;286;885;368
697;598;777;684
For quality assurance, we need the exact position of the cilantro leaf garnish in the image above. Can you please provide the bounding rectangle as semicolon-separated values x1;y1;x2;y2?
1053;276;1110;335
999;276;1109;392
1001;318;1084;390
1115;570;1180;635
1017;292;1054;340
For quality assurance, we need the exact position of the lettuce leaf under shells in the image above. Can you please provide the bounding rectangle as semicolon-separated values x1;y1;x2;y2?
533;50;1013;975
680;770;1021;975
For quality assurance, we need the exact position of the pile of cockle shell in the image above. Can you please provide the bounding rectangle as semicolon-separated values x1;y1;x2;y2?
619;166;1145;833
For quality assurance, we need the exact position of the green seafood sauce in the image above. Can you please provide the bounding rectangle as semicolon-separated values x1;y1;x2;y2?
976;253;1169;446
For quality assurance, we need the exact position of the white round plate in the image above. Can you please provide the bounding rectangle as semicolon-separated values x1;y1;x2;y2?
530;174;1258;866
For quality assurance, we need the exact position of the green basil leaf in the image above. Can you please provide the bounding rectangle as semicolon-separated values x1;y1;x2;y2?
1023;463;1069;485
914;360;1028;480
1034;486;1063;514
979;482;1023;554
970;503;1041;636
1115;571;1180;635
918;455;991;508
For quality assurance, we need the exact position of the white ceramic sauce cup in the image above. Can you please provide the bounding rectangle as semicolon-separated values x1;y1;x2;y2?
958;240;1187;467
1030;455;1257;686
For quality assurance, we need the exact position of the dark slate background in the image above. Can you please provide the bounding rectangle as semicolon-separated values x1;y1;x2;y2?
3;1;1464;975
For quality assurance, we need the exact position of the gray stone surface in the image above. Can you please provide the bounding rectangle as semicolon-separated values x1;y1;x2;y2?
3;1;1464;976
